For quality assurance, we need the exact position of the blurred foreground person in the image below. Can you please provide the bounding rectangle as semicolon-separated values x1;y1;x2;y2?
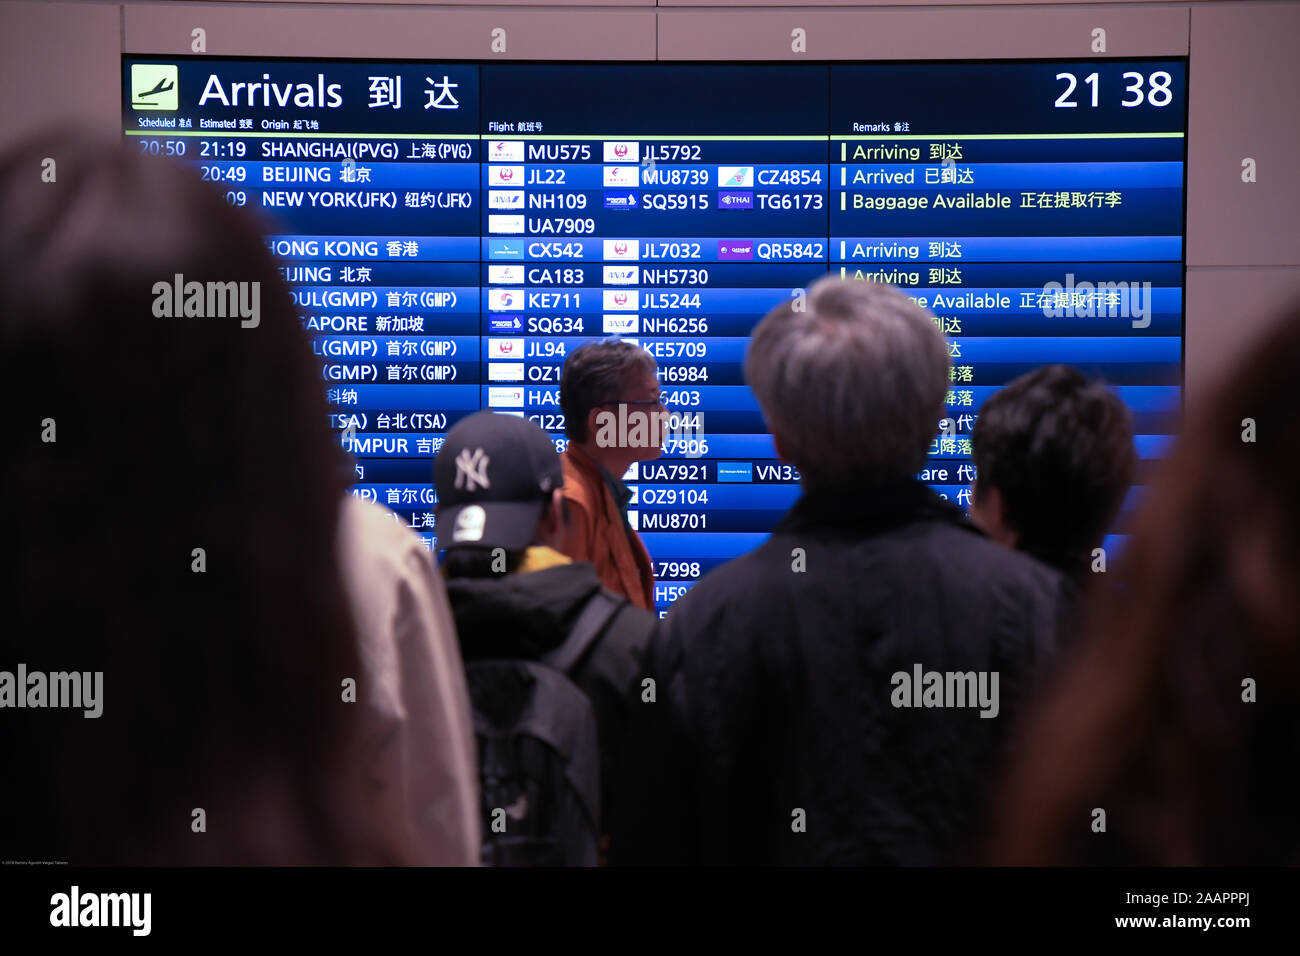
613;277;1065;865
970;364;1136;585
990;301;1300;865
336;495;481;865
558;340;664;611
0;131;473;864
436;411;653;864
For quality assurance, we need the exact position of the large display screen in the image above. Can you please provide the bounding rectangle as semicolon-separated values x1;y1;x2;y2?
123;58;1186;615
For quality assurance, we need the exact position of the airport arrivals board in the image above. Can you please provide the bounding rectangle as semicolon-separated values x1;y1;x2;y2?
124;58;1186;614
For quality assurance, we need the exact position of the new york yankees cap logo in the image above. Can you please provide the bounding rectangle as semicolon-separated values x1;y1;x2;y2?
434;410;566;552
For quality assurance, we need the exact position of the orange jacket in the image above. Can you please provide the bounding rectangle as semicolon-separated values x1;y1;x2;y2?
560;444;656;612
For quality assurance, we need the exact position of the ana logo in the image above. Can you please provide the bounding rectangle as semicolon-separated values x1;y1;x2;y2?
131;64;179;111
454;448;491;492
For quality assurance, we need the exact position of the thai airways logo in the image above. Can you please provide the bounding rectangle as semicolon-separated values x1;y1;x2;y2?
717;166;754;188
131;64;178;111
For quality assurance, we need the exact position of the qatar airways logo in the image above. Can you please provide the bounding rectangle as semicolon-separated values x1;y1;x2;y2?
199;72;343;108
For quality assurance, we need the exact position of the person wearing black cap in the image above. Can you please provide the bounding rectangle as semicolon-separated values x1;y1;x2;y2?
435;410;654;864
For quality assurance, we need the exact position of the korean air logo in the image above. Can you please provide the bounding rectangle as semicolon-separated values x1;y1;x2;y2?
489;290;518;311
131;64;179;111
488;338;525;358
603;141;639;163
717;166;754;188
492;165;524;185
489;140;525;162
603;239;639;261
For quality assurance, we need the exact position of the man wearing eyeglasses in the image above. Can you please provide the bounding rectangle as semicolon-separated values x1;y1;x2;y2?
558;340;666;612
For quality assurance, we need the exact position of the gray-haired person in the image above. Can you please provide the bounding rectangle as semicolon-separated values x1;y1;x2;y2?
612;277;1067;866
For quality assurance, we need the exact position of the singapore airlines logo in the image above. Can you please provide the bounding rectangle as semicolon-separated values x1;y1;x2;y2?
454;448;491;491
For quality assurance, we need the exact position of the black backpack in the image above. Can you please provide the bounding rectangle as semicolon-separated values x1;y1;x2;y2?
465;589;623;867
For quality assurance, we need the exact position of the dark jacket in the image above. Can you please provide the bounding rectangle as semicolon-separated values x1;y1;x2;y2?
444;549;655;827
611;480;1067;866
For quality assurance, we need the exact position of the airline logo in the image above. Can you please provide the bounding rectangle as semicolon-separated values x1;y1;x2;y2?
488;387;524;408
498;410;526;419
603;315;639;334
627;510;639;531
488;338;526;359
488;214;524;234
717;462;754;483
488;362;524;382
603;239;640;261
603;192;639;210
717;166;754;188
131;64;179;111
603;165;639;188
489;165;524;186
489;316;523;331
488;190;524;210
488;289;521;311
627;486;639;505
488;140;525;162
603;265;639;285
488;240;524;260
487;265;524;284
603;141;639;163
603;290;637;311
622;462;639;481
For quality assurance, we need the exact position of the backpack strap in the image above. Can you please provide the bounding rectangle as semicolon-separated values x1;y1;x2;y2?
542;589;625;676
